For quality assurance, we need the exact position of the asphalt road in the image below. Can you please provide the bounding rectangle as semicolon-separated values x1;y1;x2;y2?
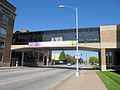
0;64;84;90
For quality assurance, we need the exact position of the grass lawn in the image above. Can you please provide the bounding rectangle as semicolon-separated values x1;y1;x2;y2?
92;65;99;69
96;71;120;90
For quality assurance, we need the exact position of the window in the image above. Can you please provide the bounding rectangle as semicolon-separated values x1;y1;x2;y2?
0;41;4;46
0;27;6;37
34;52;38;60
39;53;43;62
51;37;63;41
0;53;2;62
2;14;9;25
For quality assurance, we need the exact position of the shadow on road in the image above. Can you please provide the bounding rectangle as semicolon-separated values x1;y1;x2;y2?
25;65;96;70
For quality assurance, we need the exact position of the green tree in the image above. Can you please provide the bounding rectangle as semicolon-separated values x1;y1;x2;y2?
79;57;84;64
59;50;66;62
89;56;99;65
66;55;76;63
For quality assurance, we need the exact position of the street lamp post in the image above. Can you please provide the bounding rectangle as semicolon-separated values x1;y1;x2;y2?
84;40;88;66
59;5;79;77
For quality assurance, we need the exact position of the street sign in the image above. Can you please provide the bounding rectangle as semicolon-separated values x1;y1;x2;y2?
75;56;80;59
75;52;80;56
75;52;80;59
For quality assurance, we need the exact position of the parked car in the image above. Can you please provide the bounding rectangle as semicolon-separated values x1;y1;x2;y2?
94;63;99;65
67;63;72;66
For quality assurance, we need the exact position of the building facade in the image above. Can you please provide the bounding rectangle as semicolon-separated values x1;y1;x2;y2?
12;27;100;45
11;27;100;66
52;53;60;60
0;0;16;66
11;24;120;71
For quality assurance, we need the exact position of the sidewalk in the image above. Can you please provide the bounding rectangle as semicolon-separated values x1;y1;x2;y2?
0;66;23;69
50;65;107;90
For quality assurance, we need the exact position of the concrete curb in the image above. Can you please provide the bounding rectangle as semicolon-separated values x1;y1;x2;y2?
0;66;23;69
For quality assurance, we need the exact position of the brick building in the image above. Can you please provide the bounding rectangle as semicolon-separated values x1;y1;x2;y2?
0;0;16;66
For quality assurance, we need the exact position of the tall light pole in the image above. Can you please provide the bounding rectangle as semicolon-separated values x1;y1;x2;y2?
59;5;79;77
84;40;88;66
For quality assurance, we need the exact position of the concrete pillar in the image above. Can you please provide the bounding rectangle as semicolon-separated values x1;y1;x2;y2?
43;54;46;65
101;48;106;71
43;54;45;62
46;55;48;66
38;52;40;62
46;51;49;66
10;51;12;66
32;52;34;60
21;52;24;66
47;56;49;66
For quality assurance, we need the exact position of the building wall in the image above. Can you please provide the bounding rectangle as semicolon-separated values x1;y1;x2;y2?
100;25;117;48
52;53;60;60
117;25;120;48
0;0;16;66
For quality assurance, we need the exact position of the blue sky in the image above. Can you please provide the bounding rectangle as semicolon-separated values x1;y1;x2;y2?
52;50;98;62
7;0;120;60
8;0;120;31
